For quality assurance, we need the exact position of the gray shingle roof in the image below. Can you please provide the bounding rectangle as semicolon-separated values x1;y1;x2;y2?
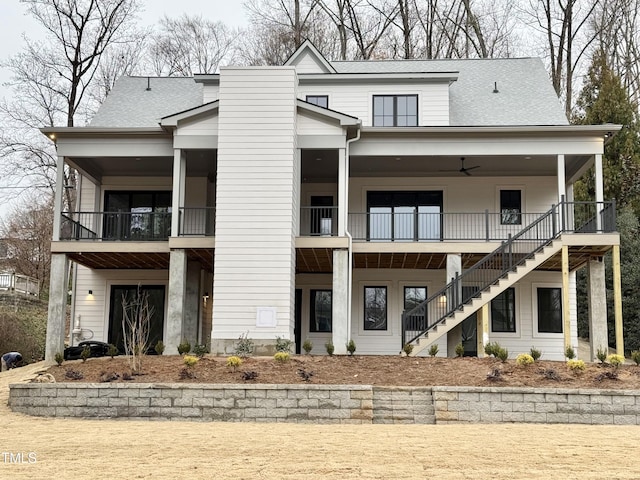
331;57;569;126
90;77;203;127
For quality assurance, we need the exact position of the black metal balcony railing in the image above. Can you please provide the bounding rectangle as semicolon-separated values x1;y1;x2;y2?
60;211;171;241
178;207;216;236
300;206;338;236
401;200;617;348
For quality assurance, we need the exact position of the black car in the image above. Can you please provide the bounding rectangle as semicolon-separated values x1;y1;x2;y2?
63;341;111;360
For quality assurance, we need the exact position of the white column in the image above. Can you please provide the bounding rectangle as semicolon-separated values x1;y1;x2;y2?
45;254;69;362
588;258;608;361
595;154;604;230
446;254;462;357
332;249;349;354
557;154;567;231
337;147;347;236
171;149;186;237
52;155;66;241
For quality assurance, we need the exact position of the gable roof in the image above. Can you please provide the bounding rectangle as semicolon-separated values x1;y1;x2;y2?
284;39;337;73
90;77;203;128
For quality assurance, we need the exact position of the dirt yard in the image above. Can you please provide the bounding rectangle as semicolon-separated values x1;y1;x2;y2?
2;362;640;480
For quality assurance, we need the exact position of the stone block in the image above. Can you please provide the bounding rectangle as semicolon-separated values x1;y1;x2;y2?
435;410;458;422
479;411;504;423
236;399;256;408
545;393;568;403
448;401;470;412
181;407;203;418
287;408;309;420
502;412;525;423
318;399;341;409
161;389;183;398
567;413;592;424
173;397;193;407
266;390;288;399
457;411;481;423
600;404;625;415
523;412;547;423
534;403;557;413
128;397;151;407
213;398;235;408
590;414;614;425
203;389;225;399
40;388;58;398
255;398;277;409
265;408;288;419
57;388;77;397
99;389;119;398
470;401;491;413
192;398;215;408
246;389;267;399
350;409;373;421
350;390;373;400
433;391;458;401
545;413;570;424
139;389;162;398
568;394;592;404
108;398;129;407
591;395;612;404
613;415;637;425
86;397;109;407
501;393;524;402
512;402;535;413
244;408;267;418
458;392;480;402
276;398;299;408
339;399;362;409
329;390;350;400
612;395;636;405
308;390;331;400
490;402;513;412
118;388;141;398
434;400;449;411
223;389;246;399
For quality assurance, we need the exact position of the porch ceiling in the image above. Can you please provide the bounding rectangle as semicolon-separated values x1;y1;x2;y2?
296;248;334;273
186;248;214;273
540;244;614;271
68;252;170;269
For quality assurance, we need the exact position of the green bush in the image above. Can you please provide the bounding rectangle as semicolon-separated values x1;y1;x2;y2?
631;350;640;366
275;336;293;353
516;353;534;366
428;344;439;357
80;346;91;362
454;343;464;358
484;342;501;357
192;344;208;358
154;341;165;356
0;301;47;364
302;339;313;354
529;347;542;362
274;351;290;363
496;347;509;362
325;341;335;356
596;347;607;364
54;352;64;366
346;339;356;356
177;340;191;355
565;345;576;360
403;343;414;356
108;344;119;358
226;355;242;371
234;332;254;358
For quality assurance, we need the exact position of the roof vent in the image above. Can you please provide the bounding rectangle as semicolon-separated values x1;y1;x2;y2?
146;77;151;91
493;82;499;94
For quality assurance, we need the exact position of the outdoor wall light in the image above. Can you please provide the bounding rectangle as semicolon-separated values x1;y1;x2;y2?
203;292;209;305
439;294;447;305
88;290;93;295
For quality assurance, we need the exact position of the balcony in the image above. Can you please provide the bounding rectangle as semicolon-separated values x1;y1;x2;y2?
300;206;338;236
178;207;216;236
60;211;171;241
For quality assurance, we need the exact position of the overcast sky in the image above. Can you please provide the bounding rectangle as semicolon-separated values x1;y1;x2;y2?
0;1;248;217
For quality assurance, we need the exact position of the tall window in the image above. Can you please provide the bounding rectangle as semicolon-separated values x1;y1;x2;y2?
491;288;516;332
537;288;562;333
367;191;442;241
103;191;171;240
404;286;427;330
373;95;418;126
364;286;387;330
310;290;332;332
306;95;328;108
500;190;522;225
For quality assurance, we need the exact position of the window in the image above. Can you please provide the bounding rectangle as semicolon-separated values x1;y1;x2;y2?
310;290;332;332
537;288;562;333
103;191;172;240
373;95;418;126
306;95;328;108
404;286;427;331
364;287;387;330
500;190;522;225
367;191;442;241
491;288;516;332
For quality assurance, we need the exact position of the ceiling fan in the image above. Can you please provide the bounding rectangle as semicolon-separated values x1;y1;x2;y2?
440;157;481;176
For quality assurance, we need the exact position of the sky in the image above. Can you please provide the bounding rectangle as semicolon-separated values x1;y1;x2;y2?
0;1;248;218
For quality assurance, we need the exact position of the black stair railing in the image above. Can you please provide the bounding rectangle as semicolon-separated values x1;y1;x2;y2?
401;200;616;348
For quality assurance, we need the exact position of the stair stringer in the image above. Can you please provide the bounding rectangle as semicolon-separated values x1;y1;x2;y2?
410;239;563;357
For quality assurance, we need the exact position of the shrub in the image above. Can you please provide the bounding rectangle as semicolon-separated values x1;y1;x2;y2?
486;368;502;381
567;359;585;372
193;344;208;358
297;368;314;382
606;354;625;368
596;347;607;364
302;339;313;354
274;351;290;363
234;332;254;358
516;353;534;366
428;344;439;357
529;347;542;362
325;341;335;356
80;346;91;362
631;350;640;366
403;343;414;356
275;336;293;353
454;343;464;358
179;367;196;380
226;356;243;372
65;369;84;380
183;355;199;367
595;370;619;382
346;339;356;356
54;352;64;366
108;344;119;358
177;340;191;355
153;341;165;356
484;342;501;357
242;371;258;381
496;347;509;362
564;345;576;360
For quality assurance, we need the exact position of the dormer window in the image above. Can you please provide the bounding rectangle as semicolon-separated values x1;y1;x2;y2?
306;95;329;108
373;95;418;126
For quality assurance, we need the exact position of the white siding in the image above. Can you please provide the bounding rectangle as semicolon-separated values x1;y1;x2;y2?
72;266;169;344
177;113;219;135
297;83;449;126
203;85;219;104
291;52;330;74
296;111;344;135
212;67;298;341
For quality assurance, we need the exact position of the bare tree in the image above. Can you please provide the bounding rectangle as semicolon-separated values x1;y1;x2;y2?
147;14;238;76
0;194;53;295
0;0;141;210
121;286;153;374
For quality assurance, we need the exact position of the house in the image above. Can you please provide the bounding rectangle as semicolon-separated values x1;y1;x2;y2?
42;41;623;362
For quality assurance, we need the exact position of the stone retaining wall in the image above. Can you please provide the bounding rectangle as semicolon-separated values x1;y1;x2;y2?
433;386;640;425
10;383;640;425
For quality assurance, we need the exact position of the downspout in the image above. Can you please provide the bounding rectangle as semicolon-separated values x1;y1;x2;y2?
344;126;361;343
68;174;82;347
